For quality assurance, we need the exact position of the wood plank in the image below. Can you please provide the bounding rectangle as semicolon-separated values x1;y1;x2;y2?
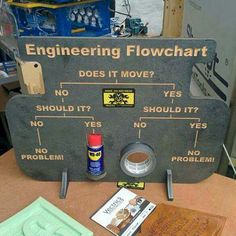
162;0;184;37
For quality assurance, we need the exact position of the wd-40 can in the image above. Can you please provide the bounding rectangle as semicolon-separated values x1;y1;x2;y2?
87;133;106;180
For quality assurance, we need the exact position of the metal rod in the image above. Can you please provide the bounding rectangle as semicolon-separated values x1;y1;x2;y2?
223;144;236;176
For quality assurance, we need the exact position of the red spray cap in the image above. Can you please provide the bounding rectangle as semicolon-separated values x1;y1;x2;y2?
88;133;103;146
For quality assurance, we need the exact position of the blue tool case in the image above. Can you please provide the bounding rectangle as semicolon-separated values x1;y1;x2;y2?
7;0;111;36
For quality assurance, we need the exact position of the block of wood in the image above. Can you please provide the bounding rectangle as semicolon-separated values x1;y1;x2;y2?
138;204;226;236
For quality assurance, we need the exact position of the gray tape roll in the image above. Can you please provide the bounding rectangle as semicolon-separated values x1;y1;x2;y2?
120;143;156;178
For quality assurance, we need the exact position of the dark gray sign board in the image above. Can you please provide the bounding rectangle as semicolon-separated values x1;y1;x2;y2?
6;37;229;183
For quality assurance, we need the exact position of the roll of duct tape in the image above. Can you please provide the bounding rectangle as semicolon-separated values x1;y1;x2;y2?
120;143;156;178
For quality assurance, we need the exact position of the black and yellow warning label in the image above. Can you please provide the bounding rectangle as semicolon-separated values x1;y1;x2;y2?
103;89;135;107
117;181;145;190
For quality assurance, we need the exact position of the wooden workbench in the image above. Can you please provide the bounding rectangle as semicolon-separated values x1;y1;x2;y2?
0;149;236;235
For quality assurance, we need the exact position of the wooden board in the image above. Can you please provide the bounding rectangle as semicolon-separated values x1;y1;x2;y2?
162;0;185;37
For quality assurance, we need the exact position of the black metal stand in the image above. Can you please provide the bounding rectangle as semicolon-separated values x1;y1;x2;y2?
166;169;174;201
59;168;69;199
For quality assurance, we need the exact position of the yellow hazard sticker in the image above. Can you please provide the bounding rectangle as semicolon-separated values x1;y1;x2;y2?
117;181;145;190
103;89;135;107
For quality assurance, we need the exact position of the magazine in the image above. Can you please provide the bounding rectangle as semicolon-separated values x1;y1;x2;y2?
91;188;156;236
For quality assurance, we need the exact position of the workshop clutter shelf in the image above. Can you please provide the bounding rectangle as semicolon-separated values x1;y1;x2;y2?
7;0;111;36
0;61;16;79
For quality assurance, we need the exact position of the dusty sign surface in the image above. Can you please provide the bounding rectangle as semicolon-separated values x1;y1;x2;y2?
6;38;229;182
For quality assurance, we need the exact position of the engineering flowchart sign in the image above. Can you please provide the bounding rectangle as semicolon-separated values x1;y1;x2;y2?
6;38;229;183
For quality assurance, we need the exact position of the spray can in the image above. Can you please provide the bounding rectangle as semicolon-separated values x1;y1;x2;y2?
87;133;106;180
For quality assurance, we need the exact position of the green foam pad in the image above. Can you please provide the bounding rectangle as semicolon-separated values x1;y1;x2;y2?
0;197;93;236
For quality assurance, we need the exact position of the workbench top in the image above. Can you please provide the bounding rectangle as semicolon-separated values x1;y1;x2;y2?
0;149;236;235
